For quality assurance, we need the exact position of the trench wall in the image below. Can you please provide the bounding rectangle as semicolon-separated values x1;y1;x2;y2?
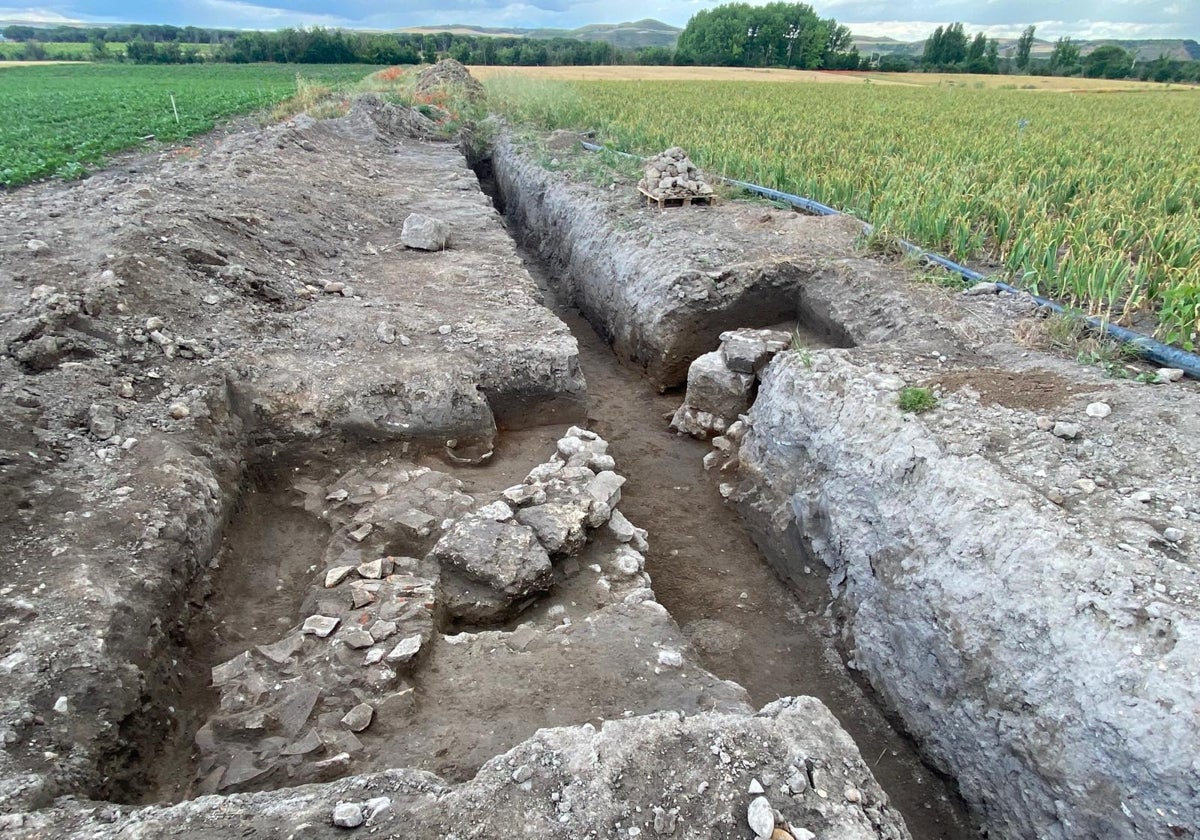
491;138;1200;840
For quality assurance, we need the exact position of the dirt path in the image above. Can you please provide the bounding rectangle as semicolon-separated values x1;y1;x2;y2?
516;253;978;840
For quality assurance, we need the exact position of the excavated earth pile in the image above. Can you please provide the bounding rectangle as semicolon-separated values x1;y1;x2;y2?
491;134;1200;839
0;94;914;840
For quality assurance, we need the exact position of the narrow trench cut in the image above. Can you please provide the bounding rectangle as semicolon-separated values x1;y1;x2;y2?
475;159;978;840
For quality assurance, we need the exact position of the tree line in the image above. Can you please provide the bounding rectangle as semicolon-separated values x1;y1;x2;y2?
882;23;1200;83
0;24;674;67
3;13;1199;82
674;2;861;69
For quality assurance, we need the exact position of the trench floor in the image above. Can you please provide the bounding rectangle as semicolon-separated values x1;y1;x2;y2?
516;253;979;840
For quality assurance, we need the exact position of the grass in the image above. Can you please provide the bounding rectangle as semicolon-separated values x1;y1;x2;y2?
1015;311;1151;379
898;387;938;413
470;65;1172;92
485;73;1200;351
0;63;378;187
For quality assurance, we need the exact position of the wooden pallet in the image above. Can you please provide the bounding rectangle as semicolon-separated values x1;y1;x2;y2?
638;186;718;209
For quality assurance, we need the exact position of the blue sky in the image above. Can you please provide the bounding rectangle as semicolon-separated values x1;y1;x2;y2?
1;0;1197;40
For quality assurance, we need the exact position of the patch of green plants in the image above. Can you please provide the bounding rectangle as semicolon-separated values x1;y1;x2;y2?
898;386;938;413
488;77;1200;349
0;63;376;187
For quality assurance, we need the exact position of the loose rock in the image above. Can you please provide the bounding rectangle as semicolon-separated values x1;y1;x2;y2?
747;795;776;838
331;802;364;829
401;213;450;251
341;703;374;733
1052;421;1080;440
302;615;340;638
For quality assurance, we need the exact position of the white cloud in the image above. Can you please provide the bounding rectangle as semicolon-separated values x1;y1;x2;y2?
0;5;82;23
193;0;350;28
0;0;1196;41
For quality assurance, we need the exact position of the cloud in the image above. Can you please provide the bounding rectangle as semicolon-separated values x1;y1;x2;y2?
807;0;1198;39
0;5;83;23
190;0;351;28
846;17;1195;41
0;0;1195;40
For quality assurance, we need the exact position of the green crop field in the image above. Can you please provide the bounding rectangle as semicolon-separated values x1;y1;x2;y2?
489;77;1200;349
0;41;93;60
0;63;376;188
0;41;220;60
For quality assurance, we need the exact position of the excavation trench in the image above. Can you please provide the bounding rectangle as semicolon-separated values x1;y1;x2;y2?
8;98;1193;839
120;156;976;839
481;173;977;838
123;150;975;839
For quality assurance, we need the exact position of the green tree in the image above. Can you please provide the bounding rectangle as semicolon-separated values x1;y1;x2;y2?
922;26;945;65
1015;25;1036;71
1049;37;1081;74
89;31;108;60
1083;44;1133;79
941;23;968;65
22;40;47;61
967;31;987;63
2;25;37;41
923;22;968;67
675;3;850;69
985;39;1000;72
877;54;913;72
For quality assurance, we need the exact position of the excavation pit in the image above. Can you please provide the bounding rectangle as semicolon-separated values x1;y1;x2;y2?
8;92;1196;840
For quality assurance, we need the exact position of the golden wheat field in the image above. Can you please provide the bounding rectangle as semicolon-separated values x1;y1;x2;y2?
486;72;1200;347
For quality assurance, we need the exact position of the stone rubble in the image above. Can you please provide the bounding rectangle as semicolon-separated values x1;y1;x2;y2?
8;698;910;839
182;426;704;797
672;328;792;438
191;460;470;794
638;147;716;202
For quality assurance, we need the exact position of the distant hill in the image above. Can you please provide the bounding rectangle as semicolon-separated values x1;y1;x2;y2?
397;19;681;49
529;19;681;49
397;24;528;37
852;33;1200;62
1087;39;1200;61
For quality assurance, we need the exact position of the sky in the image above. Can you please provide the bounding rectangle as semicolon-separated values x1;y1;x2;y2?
1;0;1197;41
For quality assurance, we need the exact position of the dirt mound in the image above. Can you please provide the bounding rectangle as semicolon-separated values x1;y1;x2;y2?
343;92;439;140
414;59;486;102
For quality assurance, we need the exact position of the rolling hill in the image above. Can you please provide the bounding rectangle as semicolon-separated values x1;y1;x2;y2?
396;19;681;49
852;34;1200;62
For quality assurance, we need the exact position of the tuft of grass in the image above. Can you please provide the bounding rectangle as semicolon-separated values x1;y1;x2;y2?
898;386;938;413
269;74;335;122
1015;311;1144;379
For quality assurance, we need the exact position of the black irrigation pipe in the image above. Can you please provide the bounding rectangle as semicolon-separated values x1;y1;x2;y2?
579;139;1200;378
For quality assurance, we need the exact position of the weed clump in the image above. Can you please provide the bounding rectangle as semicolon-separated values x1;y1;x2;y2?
898;386;938;413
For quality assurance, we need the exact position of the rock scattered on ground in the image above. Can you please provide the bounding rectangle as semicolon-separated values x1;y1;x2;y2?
10;697;911;840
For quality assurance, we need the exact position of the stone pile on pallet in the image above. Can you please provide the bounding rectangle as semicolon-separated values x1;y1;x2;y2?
638;147;717;207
